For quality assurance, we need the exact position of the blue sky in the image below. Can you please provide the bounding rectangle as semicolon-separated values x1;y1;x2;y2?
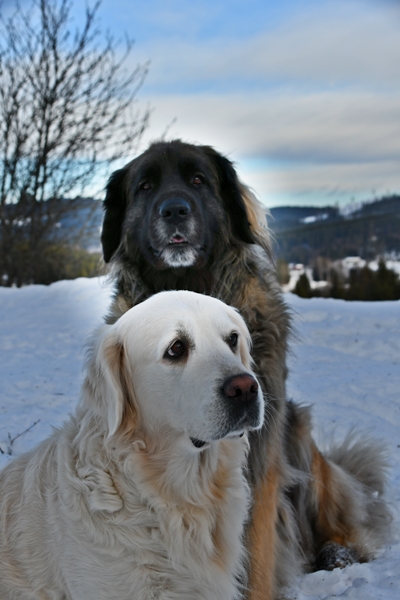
4;0;400;208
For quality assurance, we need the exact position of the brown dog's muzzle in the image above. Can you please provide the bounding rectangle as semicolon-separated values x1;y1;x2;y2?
158;197;191;225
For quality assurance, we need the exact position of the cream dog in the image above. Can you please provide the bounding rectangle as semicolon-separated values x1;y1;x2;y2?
0;291;263;600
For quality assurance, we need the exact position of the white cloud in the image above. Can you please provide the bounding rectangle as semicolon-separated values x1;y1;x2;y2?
142;90;400;162
137;0;400;90
245;159;400;204
138;90;400;205
130;0;400;205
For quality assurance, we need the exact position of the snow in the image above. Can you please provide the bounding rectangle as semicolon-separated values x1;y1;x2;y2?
369;259;400;277
0;278;399;598
0;277;113;455
286;294;400;599
300;213;329;224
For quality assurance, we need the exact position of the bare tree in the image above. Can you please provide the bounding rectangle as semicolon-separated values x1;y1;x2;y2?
0;0;149;285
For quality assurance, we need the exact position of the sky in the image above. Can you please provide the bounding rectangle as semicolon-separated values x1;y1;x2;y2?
4;0;400;208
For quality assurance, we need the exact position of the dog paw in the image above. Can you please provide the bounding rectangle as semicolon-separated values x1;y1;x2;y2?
314;542;360;571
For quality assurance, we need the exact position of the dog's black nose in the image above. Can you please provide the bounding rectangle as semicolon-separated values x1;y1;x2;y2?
159;198;191;223
222;374;259;403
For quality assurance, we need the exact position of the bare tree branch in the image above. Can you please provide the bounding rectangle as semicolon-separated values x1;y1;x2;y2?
0;420;41;456
0;0;149;285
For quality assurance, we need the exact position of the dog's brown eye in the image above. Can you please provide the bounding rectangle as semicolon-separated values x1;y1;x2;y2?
192;175;204;185
228;333;238;348
166;340;186;358
139;181;151;191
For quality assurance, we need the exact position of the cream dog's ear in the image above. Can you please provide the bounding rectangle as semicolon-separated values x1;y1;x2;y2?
87;327;138;438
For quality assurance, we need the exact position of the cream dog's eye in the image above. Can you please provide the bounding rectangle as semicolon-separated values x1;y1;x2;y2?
166;340;186;358
228;333;238;348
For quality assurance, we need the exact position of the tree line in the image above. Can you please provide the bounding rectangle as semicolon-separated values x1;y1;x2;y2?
292;260;400;301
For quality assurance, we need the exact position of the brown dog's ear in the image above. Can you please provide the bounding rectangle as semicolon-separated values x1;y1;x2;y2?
101;168;128;263
201;146;254;244
201;146;272;257
202;146;272;258
238;183;273;258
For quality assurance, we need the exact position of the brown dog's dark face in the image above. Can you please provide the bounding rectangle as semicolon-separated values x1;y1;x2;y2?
101;140;257;272
121;142;222;271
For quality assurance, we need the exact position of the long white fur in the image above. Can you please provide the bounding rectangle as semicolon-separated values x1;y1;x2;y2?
0;291;264;600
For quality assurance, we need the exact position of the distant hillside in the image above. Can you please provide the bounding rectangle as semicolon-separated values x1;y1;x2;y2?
46;194;400;264
59;198;103;252
268;195;400;263
269;205;341;234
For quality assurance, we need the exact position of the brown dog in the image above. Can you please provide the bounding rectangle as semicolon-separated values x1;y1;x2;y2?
101;139;390;599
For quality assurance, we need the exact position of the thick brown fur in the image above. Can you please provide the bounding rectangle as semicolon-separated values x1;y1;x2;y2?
101;139;391;599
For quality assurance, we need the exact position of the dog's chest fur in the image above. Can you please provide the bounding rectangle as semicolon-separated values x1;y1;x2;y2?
60;419;250;600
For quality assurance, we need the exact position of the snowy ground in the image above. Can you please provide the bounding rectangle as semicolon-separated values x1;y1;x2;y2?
0;278;399;599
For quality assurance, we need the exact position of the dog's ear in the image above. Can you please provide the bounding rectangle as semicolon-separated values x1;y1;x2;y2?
101;168;128;263
201;146;272;256
87;327;138;438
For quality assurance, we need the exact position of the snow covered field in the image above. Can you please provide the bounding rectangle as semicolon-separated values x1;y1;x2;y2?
0;277;399;599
